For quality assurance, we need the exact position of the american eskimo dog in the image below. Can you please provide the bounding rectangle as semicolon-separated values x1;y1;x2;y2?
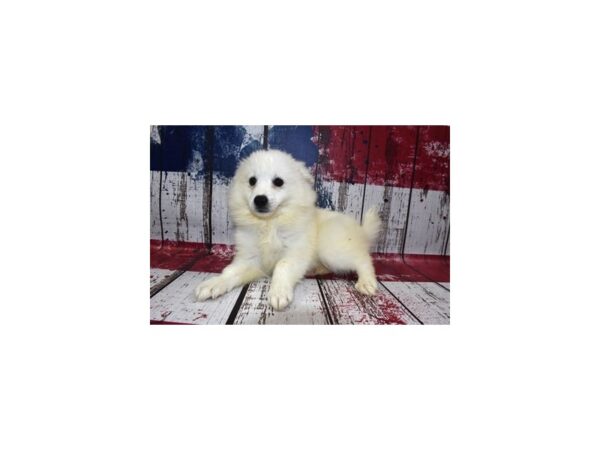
195;149;381;310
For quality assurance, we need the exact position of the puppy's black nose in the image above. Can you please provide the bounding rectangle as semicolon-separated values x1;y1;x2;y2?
254;195;268;208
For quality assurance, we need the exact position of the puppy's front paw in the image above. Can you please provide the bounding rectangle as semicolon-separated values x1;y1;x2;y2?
195;276;230;301
268;283;293;310
355;276;378;296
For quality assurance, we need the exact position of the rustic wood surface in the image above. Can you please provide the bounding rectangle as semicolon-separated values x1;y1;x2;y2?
233;279;329;325
160;172;206;243
210;179;234;245
317;279;421;324
150;268;175;289
404;189;450;254
313;126;370;221
150;272;242;324
362;184;411;253
316;180;365;222
150;271;450;325
381;281;450;324
403;126;450;254
150;171;162;241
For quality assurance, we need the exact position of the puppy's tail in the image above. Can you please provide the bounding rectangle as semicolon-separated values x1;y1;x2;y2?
361;207;382;246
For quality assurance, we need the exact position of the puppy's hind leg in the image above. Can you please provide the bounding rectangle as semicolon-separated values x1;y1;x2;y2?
319;246;378;296
353;254;378;296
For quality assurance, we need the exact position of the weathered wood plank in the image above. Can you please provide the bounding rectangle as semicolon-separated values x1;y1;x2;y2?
318;279;420;324
211;179;234;245
440;283;450;289
150;171;162;241
314;126;369;218
316;180;365;221
160;172;205;243
233;279;329;324
150;268;175;289
361;126;418;253
150;272;241;324
404;189;450;254
381;281;450;324
403;126;450;255
362;184;411;253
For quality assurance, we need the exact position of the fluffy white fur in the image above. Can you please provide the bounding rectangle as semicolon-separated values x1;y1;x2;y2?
195;149;381;310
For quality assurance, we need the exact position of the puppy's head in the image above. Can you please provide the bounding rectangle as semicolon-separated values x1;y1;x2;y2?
230;149;315;219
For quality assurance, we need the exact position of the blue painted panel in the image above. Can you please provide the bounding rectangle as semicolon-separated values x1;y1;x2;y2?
212;126;263;179
150;126;263;177
150;126;208;172
150;125;318;176
268;126;318;168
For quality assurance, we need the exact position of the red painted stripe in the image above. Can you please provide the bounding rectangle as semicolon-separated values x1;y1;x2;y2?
312;126;449;192
150;241;449;282
188;244;235;272
413;126;450;192
366;126;418;187
314;126;370;184
403;254;450;282
374;253;448;282
150;240;208;269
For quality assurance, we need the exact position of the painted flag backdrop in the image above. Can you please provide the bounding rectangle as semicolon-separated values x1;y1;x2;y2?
150;126;450;325
150;125;450;255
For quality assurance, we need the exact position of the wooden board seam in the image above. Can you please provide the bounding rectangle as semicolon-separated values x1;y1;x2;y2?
377;280;424;324
316;278;334;324
359;127;373;225
226;284;250;325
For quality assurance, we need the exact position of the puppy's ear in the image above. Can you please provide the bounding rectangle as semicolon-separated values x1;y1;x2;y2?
297;162;314;185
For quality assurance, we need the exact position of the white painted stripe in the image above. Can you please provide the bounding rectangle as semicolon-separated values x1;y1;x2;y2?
362;184;411;253
150;171;162;240
150;272;241;324
150;268;175;290
160;172;206;243
151;171;450;255
404;189;449;255
382;281;450;324
233;279;329;324
317;180;365;221
211;178;234;245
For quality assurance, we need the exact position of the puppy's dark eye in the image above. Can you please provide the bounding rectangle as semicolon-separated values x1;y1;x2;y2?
249;177;256;186
273;177;284;187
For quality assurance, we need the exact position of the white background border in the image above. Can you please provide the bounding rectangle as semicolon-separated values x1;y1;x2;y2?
1;1;598;449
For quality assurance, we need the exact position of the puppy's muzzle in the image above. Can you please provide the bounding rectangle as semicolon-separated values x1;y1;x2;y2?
253;195;269;212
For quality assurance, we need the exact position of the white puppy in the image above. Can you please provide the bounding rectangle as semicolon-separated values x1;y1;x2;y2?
195;149;381;310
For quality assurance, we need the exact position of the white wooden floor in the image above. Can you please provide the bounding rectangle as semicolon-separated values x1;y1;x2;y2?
150;269;450;325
